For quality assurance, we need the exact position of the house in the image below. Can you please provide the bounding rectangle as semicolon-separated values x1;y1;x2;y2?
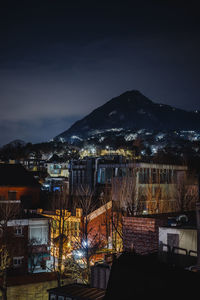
0;272;72;300
159;212;197;254
19;158;47;173
0;164;41;208
0;211;51;274
86;201;113;253
158;211;198;268
42;176;69;193
46;162;69;178
41;208;82;267
86;200;124;255
122;212;198;268
48;283;105;300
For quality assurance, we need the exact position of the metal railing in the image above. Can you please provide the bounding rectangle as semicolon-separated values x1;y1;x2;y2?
159;242;197;257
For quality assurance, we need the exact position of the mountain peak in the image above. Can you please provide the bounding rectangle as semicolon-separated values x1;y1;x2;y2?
3;139;26;148
55;90;200;143
120;90;142;96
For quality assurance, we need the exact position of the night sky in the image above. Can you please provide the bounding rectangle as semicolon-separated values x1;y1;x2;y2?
0;0;199;146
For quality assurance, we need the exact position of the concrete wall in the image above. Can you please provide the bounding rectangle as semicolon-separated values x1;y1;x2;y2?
159;227;197;255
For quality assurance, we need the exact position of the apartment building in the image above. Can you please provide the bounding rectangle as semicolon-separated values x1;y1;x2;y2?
69;157;196;214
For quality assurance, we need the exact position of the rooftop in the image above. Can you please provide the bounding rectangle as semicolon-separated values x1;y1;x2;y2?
0;163;40;187
135;210;197;228
48;283;105;300
104;252;200;299
0;272;64;287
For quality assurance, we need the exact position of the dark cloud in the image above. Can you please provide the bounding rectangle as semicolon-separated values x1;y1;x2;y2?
0;116;79;146
0;0;200;145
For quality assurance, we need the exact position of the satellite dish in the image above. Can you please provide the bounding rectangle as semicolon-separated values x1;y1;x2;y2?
176;214;188;223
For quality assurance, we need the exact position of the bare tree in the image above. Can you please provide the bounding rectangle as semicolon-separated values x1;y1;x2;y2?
0;201;20;300
173;172;198;212
99;187;112;250
109;168;138;252
48;183;72;287
67;185;106;284
0;246;10;300
74;185;96;283
142;168;164;214
111;167;139;216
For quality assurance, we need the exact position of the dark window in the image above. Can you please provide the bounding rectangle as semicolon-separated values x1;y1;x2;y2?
13;257;23;267
118;168;123;177
8;191;17;200
105;168;113;183
160;169;167;184
168;170;172;183
167;233;179;250
74;222;78;231
14;226;23;236
144;168;150;183
139;168;144;183
78;170;81;183
152;169;157;184
101;168;105;183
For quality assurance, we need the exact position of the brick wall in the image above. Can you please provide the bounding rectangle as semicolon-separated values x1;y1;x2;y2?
123;216;167;254
87;202;112;249
88;209;112;242
0;225;29;272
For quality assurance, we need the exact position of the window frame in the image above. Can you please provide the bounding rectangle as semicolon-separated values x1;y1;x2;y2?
13;256;24;267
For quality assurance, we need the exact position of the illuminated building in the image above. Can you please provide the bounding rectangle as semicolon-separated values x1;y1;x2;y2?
41;208;82;266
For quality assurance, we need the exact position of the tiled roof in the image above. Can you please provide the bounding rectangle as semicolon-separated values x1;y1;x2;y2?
48;283;105;300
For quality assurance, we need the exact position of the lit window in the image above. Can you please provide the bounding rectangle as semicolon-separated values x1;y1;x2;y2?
76;208;82;217
29;226;48;244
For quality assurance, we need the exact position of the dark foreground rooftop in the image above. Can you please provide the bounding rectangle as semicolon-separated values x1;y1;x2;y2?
48;283;105;300
104;252;200;299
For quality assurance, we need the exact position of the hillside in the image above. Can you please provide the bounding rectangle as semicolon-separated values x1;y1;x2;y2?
55;90;200;143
